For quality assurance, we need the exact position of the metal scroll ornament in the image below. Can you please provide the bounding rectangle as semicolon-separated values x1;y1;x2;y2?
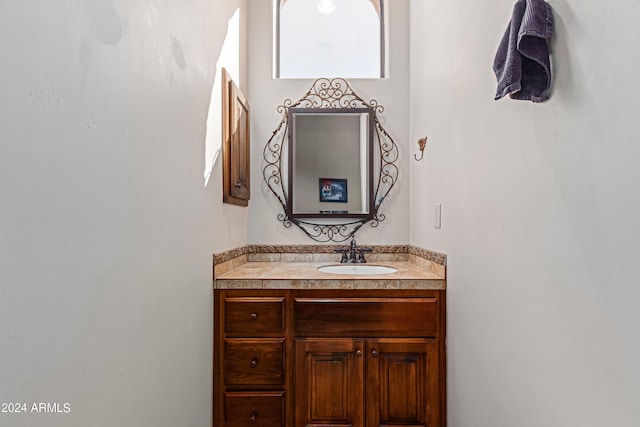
263;78;399;242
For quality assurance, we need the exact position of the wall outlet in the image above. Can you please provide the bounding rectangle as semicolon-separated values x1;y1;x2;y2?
434;204;442;229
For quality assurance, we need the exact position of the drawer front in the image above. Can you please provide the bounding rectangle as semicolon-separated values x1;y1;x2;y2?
224;339;285;386
224;297;285;336
294;297;439;337
224;391;284;426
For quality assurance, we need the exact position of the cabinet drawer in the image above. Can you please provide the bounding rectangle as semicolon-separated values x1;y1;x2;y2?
224;339;285;386
224;297;285;336
294;297;439;337
224;391;284;426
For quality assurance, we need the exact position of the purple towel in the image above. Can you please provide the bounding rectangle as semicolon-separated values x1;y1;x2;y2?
494;0;553;102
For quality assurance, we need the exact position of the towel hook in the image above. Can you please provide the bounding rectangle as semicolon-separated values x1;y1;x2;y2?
414;136;428;161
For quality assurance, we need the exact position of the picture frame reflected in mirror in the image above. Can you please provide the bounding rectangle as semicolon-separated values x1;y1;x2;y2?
319;178;348;203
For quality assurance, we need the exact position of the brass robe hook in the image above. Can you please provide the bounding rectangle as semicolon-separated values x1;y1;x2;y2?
414;136;428;161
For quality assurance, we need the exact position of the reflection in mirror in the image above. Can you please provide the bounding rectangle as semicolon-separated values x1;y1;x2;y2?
289;109;373;218
263;78;398;242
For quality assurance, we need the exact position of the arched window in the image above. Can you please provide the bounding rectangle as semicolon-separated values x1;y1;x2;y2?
275;0;386;78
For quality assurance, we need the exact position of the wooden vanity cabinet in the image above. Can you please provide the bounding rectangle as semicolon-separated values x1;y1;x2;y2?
213;289;446;427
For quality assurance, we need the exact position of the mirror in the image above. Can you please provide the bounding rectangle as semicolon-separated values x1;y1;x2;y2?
288;108;374;219
263;78;398;242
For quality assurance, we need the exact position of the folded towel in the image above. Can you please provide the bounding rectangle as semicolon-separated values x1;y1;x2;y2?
494;0;553;102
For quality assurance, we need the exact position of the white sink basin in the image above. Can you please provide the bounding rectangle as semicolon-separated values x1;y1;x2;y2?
317;265;398;275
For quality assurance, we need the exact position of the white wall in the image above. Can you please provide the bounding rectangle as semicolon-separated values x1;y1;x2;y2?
0;1;247;426
207;1;250;253
409;0;640;425
247;0;410;245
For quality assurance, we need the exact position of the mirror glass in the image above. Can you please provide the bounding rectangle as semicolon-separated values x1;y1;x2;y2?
288;108;373;219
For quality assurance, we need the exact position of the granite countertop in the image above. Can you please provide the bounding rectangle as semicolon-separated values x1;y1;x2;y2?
215;261;446;290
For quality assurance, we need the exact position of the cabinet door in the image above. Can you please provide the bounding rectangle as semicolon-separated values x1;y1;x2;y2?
221;68;250;206
295;339;364;427
229;78;250;201
366;339;440;427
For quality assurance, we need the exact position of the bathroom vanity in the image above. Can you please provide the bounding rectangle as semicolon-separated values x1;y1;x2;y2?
213;251;446;427
213;78;446;426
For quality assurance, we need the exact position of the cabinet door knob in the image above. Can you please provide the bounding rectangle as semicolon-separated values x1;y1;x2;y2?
356;349;363;357
371;349;378;358
235;183;242;188
249;413;257;423
250;312;257;320
250;359;258;368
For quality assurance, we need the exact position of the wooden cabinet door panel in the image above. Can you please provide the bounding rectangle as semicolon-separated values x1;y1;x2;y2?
366;339;440;427
221;68;250;206
295;339;364;427
230;79;250;201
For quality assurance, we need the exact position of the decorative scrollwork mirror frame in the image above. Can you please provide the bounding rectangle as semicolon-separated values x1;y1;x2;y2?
263;78;398;243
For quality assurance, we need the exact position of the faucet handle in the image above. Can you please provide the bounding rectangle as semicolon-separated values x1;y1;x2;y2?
334;248;349;263
357;247;373;263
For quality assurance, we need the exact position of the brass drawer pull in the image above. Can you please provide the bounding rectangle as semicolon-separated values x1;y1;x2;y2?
250;312;257;320
250;359;258;368
371;349;378;358
356;349;363;357
249;413;257;423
